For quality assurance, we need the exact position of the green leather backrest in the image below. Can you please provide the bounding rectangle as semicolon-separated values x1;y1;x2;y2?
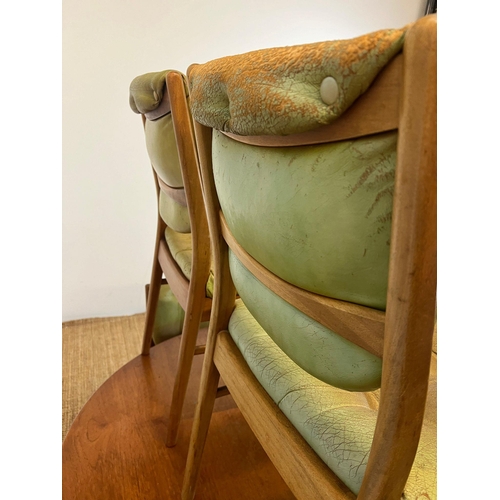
144;112;191;233
129;72;191;232
144;113;184;188
213;130;396;310
212;131;395;389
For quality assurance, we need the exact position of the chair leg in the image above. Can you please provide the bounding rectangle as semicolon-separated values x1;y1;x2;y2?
181;357;220;500
166;283;207;447
142;256;163;355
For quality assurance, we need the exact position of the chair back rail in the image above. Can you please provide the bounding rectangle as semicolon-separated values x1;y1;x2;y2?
133;69;214;447
140;113;168;354
358;16;437;499
182;119;237;500
166;72;211;282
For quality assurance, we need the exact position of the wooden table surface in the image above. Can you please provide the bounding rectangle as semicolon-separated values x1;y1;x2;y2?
62;333;294;499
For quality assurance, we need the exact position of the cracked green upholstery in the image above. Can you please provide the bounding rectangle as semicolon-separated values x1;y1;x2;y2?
229;251;381;390
228;299;436;497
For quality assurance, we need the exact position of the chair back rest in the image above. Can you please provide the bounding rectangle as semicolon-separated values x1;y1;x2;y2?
189;15;436;498
130;71;193;234
188;26;412;389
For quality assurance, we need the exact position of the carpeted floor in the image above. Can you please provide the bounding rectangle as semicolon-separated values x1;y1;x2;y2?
62;313;437;443
62;313;145;441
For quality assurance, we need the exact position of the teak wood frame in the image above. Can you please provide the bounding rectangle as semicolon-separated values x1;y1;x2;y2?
183;15;436;500
140;71;212;447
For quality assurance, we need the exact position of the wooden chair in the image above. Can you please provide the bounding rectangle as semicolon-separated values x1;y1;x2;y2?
129;70;212;447
183;14;436;500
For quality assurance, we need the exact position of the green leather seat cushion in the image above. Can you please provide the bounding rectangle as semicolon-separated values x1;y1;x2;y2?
229;250;381;391
213;130;396;310
228;299;437;498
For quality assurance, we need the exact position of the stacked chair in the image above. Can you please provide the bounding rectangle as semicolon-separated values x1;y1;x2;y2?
180;14;437;500
129;70;214;447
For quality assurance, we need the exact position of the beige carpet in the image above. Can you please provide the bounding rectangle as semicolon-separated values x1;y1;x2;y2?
62;313;145;441
62;313;437;443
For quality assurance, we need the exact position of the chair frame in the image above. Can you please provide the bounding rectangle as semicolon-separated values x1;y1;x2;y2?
183;15;436;500
140;71;212;447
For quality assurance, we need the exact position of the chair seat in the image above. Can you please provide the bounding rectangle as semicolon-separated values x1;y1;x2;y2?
228;299;437;498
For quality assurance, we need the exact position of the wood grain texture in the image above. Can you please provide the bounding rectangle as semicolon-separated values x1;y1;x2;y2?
221;212;385;358
63;332;294;500
141;168;167;356
182;120;238;500
155;230;211;322
139;70;213;447
222;54;401;148
164;71;213;446
357;15;437;500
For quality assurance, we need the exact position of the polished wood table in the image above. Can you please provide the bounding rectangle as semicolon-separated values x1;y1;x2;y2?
62;333;294;499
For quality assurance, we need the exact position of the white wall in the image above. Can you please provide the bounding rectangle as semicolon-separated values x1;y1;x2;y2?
62;0;427;321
